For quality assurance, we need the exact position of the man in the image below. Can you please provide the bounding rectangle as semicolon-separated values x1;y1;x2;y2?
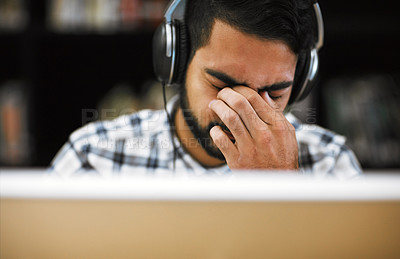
50;0;361;178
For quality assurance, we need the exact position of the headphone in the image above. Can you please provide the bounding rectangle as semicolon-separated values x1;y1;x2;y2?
152;0;324;105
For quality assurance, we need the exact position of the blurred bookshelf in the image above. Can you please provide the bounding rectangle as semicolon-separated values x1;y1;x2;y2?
0;0;399;170
0;0;171;167
314;0;400;170
322;75;400;168
47;0;166;33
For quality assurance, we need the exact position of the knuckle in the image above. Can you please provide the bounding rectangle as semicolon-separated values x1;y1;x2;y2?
224;110;239;124
260;131;273;144
231;96;246;110
272;117;289;131
215;137;230;149
275;122;287;131
236;147;257;167
248;146;257;157
237;155;249;166
247;92;260;104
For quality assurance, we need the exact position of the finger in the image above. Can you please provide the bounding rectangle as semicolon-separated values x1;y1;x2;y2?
209;99;252;146
216;87;265;135
209;125;238;159
233;86;284;126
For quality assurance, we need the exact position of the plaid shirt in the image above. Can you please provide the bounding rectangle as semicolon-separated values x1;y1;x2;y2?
50;96;362;179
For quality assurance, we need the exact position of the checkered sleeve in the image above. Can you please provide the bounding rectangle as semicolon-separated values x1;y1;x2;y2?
49;109;174;176
49;123;97;177
297;124;362;179
333;144;362;179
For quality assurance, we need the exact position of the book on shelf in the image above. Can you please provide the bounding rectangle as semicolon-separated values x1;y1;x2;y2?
47;0;168;33
0;0;28;32
0;80;32;166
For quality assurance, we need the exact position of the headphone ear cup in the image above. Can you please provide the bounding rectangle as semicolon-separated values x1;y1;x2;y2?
152;21;189;85
289;52;312;105
173;21;189;84
152;22;173;83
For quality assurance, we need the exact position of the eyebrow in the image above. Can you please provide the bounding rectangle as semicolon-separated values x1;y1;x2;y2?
205;68;293;92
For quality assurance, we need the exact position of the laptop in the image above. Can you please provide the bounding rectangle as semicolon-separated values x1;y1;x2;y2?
1;170;400;259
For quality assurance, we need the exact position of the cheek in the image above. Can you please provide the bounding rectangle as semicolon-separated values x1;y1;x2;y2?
278;94;291;111
185;76;220;126
278;89;292;111
200;91;221;125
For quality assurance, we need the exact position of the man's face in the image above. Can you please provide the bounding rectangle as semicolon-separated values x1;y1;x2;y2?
180;19;297;161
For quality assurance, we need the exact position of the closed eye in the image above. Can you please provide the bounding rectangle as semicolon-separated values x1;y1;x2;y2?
264;87;292;100
258;89;282;100
268;94;282;100
205;68;293;94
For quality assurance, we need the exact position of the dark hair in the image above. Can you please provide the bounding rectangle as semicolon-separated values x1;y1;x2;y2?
185;0;316;62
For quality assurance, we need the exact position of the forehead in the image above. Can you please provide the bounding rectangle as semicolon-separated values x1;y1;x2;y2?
195;20;297;86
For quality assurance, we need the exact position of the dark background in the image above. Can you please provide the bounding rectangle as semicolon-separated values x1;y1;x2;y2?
0;0;399;169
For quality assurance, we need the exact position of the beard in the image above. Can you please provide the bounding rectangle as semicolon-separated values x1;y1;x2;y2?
178;81;227;162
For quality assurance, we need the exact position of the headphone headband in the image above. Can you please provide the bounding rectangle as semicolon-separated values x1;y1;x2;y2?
164;0;186;23
313;2;324;50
